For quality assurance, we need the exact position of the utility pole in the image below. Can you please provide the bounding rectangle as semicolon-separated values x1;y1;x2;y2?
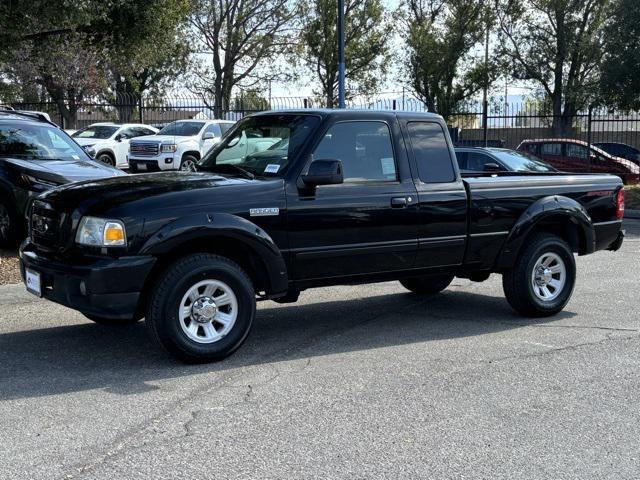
337;0;346;109
482;20;489;146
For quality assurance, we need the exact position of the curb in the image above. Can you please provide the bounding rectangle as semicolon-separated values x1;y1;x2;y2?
625;209;640;219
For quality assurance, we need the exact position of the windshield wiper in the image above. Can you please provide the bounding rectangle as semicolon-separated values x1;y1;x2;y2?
203;163;256;180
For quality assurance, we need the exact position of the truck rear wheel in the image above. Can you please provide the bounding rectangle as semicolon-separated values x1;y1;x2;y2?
146;254;255;363
502;233;576;317
400;274;454;295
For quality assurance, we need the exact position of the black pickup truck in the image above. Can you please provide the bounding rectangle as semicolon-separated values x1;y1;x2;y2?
19;110;626;362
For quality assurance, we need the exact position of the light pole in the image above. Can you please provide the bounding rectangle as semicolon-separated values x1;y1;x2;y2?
337;0;345;109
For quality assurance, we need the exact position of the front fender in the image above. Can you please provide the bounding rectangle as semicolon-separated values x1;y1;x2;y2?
496;195;595;269
140;212;288;294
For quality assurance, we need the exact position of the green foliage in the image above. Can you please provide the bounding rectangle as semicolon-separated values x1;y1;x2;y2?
600;0;640;110
495;0;609;134
299;0;391;107
404;0;492;121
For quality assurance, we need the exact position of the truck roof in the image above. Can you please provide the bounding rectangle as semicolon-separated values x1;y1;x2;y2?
250;109;443;121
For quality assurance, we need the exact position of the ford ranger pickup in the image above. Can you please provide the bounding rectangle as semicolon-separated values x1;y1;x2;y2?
19;110;626;362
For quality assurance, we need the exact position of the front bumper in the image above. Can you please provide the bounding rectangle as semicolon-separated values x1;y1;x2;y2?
19;241;156;319
129;155;177;172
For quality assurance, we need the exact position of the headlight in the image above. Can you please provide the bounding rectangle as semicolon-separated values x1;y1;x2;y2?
161;144;177;153
75;216;127;247
20;174;59;192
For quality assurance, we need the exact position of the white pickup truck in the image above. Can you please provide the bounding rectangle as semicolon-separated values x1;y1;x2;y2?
128;119;235;172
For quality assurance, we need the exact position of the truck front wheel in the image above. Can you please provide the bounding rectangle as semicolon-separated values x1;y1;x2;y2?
146;254;256;362
502;233;576;317
400;274;454;295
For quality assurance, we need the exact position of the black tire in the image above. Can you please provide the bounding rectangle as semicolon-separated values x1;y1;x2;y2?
180;155;198;172
97;152;116;167
400;274;454;295
0;197;18;248
502;233;576;317
146;254;255;363
83;314;140;326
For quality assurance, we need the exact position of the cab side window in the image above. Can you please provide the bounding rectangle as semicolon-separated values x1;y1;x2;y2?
312;121;397;182
406;122;455;183
204;123;222;137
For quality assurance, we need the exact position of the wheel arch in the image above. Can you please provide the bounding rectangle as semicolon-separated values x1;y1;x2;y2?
96;149;116;163
495;195;595;270
135;213;288;316
181;150;201;161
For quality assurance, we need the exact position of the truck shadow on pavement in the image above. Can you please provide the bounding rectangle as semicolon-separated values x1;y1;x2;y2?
0;289;575;401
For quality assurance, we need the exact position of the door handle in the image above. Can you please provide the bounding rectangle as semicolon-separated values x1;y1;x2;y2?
391;197;408;208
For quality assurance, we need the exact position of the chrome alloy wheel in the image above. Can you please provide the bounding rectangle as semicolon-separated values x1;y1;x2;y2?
178;280;238;344
531;252;566;302
180;159;197;172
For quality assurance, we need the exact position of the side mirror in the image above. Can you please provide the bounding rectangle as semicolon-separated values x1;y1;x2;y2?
483;162;502;172
301;159;344;186
202;132;215;140
114;134;122;142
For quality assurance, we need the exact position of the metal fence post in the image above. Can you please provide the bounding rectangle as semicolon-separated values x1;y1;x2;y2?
139;96;144;124
587;104;593;173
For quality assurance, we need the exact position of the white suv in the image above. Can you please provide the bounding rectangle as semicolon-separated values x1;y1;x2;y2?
72;123;159;168
128;119;235;172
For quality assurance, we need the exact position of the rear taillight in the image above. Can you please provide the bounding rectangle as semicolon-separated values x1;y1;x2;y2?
616;188;625;219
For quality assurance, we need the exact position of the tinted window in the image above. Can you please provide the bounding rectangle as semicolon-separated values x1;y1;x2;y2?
565;143;588;160
158;121;205;136
455;151;468;169
466;152;502;171
541;143;562;155
313;121;397;182
72;125;118;139
407;122;455;183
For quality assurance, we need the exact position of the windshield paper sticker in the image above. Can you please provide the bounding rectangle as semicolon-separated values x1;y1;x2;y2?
381;157;395;176
264;164;280;174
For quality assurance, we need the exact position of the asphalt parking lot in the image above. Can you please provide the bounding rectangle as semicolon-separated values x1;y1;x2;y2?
0;220;638;480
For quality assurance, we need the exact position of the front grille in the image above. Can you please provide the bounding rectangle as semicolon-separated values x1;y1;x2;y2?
130;141;160;156
30;200;68;250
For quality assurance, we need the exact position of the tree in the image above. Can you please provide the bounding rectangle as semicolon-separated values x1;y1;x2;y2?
495;0;609;135
299;0;391;108
404;0;492;121
190;0;296;117
94;0;191;121
600;0;640;110
7;33;105;127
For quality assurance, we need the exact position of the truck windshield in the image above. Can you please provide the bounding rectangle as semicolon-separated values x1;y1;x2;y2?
0;123;91;161
158;121;205;136
72;125;119;139
199;115;320;177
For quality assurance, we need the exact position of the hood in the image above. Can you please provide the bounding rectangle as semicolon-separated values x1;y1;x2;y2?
130;134;196;144
39;171;267;212
1;157;124;184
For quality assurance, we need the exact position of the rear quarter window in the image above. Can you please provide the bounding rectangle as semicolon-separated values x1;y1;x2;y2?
406;122;456;183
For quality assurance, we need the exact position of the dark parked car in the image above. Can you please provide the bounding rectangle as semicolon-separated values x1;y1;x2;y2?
517;138;639;183
455;147;557;174
592;142;640;165
20;110;625;362
0;110;124;246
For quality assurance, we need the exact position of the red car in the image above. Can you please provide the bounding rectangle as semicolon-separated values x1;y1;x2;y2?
517;138;639;183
